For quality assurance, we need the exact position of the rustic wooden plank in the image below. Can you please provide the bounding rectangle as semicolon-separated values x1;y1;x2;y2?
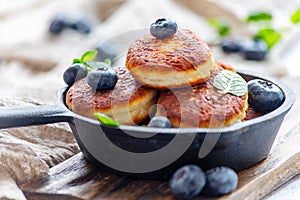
20;78;300;200
20;124;300;200
21;153;172;200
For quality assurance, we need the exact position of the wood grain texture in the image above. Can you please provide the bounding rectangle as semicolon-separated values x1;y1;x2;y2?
20;78;300;200
20;123;300;200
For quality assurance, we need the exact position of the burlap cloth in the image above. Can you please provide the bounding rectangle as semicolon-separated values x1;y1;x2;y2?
0;0;298;199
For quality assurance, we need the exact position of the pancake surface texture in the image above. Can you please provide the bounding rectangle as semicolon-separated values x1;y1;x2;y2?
66;66;157;125
156;63;248;128
126;29;215;89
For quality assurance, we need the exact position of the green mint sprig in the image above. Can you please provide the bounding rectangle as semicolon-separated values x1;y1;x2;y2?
245;11;282;49
72;50;112;71
291;8;300;24
73;50;98;65
213;70;247;97
247;8;300;49
246;12;272;23
94;112;120;127
208;8;300;50
207;18;231;37
254;28;282;49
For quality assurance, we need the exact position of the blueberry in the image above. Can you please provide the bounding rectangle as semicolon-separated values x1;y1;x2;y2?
248;79;284;113
169;165;206;199
49;16;66;34
150;18;178;39
63;64;88;86
240;39;268;61
202;166;238;196
69;19;91;34
87;67;118;90
221;39;241;53
148;116;172;128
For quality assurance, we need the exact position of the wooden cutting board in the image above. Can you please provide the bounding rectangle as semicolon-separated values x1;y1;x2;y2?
20;77;300;200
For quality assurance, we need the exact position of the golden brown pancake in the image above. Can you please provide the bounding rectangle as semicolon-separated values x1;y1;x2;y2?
156;62;248;128
66;66;157;125
126;29;215;89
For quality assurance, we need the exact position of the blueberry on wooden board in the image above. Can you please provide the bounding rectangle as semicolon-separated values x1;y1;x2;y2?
248;79;284;113
150;18;178;39
169;165;206;199
202;166;238;196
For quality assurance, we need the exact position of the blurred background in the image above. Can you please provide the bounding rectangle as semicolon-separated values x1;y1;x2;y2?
0;0;300;104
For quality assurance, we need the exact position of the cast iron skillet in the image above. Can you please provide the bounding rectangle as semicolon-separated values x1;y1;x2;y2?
0;70;295;179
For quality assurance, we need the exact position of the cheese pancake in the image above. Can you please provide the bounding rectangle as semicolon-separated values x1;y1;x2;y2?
66;66;157;125
156;62;248;128
126;29;215;89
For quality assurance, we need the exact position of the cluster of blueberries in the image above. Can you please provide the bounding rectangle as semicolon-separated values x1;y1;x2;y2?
221;38;268;61
49;15;91;35
169;165;238;199
63;63;117;91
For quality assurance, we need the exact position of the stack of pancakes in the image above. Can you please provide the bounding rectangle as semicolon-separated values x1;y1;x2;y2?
66;28;248;128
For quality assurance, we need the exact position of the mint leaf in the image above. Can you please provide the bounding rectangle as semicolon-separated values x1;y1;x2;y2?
254;28;282;49
246;12;272;23
213;70;247;96
72;58;81;64
207;19;231;37
291;8;300;24
81;50;98;63
94;113;120;127
71;50;112;72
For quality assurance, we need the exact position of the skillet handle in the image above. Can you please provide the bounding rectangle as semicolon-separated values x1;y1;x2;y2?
0;104;72;129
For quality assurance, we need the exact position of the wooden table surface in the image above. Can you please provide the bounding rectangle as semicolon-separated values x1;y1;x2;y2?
20;77;300;200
